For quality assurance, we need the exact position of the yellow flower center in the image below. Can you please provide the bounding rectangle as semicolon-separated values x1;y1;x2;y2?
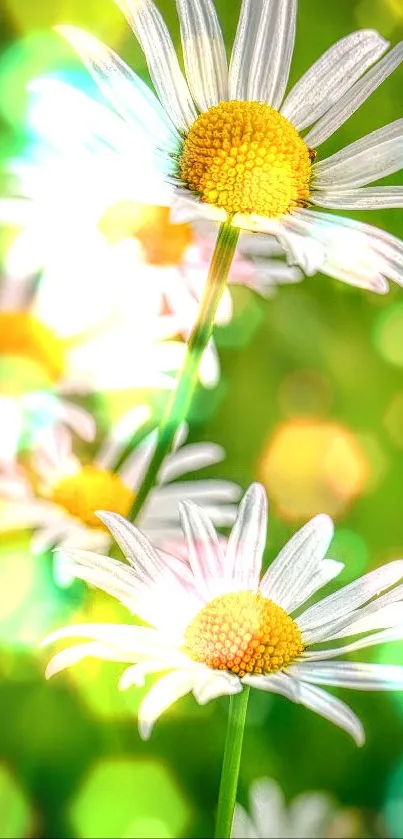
184;590;304;677
99;202;193;266
0;312;64;382
179;101;313;218
51;466;134;529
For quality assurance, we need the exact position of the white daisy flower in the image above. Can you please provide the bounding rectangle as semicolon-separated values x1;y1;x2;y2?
0;272;97;463
232;777;339;839
0;76;302;389
0;251;211;466
0;406;240;567
49;0;403;294
42;483;403;742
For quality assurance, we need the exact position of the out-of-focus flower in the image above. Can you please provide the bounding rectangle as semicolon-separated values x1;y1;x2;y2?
46;0;403;293
0;272;96;463
0;406;240;583
43;483;403;741
0;253;212;463
232;777;341;839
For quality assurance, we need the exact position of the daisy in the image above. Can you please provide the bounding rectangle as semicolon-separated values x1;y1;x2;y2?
232;777;340;839
0;406;240;563
51;0;403;293
42;483;403;742
0;249;213;466
0;76;302;383
0;272;96;463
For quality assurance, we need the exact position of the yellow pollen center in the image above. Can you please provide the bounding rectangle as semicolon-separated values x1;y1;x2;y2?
99;202;193;265
50;466;134;529
184;590;304;677
0;312;65;381
179;100;313;219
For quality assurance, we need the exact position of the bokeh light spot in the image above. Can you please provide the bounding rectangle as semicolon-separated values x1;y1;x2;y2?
258;419;370;521
70;758;191;839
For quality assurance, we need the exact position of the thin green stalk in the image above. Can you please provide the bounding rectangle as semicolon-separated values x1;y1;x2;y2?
215;687;250;839
127;220;240;522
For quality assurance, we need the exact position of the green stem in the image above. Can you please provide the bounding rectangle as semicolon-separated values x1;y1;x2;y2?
127;220;240;522
215;687;250;839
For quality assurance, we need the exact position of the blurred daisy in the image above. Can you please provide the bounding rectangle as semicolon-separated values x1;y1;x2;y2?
43;483;403;741
232;777;339;839
0;255;209;466
0;406;240;581
0;272;96;463
50;0;403;293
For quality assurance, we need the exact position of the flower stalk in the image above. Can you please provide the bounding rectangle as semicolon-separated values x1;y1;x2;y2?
127;220;240;522
215;687;250;839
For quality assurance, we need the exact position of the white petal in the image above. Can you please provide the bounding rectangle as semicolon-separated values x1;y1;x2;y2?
281;210;403;291
289;559;344;613
242;671;299;702
143;480;241;522
119;653;189;689
259;515;334;612
138;669;194;739
45;641;134;678
312;187;403;210
95;406;151;470
288;661;403;691
42;622;168;654
281;30;388;132
55;26;177;145
118;429;158;487
247;0;297;108
305;41;403;148
313;118;403;189
192;667;242;704
248;779;287;839
96;510;176;583
225;483;268;591
228;0;263;100
303;599;403;645
231;804;257;839
54;547;143;609
51;399;96;443
32;523;70;554
178;500;226;598
158;442;225;484
175;0;228;111
322;600;403;642
113;0;197;131
297;560;403;632
84;519;201;629
287;679;365;746
302;624;403;661
289;793;333;839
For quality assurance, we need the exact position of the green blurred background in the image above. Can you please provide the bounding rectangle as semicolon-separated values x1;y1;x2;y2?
1;0;403;836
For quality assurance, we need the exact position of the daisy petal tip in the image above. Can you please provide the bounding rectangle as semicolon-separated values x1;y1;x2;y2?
246;482;268;506
119;672;145;691
44;658;61;680
53;24;76;40
138;719;153;741
354;725;366;748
